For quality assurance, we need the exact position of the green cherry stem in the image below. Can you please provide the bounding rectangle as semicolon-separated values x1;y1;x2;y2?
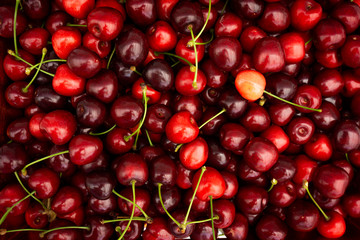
303;180;330;221
186;216;219;226
305;38;312;46
112;189;151;221
117;180;136;240
39;226;90;238
195;29;214;46
14;171;47;210
22;48;47;93
171;61;180;68
107;46;116;69
130;66;142;76
193;0;211;42
267;178;278;192
345;153;350;164
89;124;117;136
21;150;69;176
0;191;36;226
13;0;21;56
189;27;198;89
7;50;55;77
66;23;87;27
101;217;147;224
180;166;207;231
221;0;229;15
210;195;216;240
144;129;154;147
0;228;44;235
158;183;181;227
132;131;141;151
263;90;322;112
154;51;194;69
28;59;67;71
124;85;148;142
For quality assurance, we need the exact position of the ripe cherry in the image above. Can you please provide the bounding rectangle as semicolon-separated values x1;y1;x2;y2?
179;137;208;170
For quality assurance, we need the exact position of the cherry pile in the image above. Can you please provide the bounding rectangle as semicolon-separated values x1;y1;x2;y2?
1;0;360;239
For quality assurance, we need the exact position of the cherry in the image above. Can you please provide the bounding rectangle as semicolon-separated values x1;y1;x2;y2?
52;27;82;59
304;133;332;162
219;123;250;152
279;32;305;64
199;106;227;135
290;0;322;31
223;213;248;240
261;125;290;153
236;185;268;214
252;37;285;73
268;181;296;208
142;217;174;240
286;199;320;232
218;88;248;119
88;194;117;215
45;11;72;35
214;12;242;38
286;116;315;145
125;0;156;27
176;161;194;189
240;26;267;53
62;0;95;19
67;47;101;79
313;69;344;97
192;167;225;201
268;103;295;126
110;96;144;129
165;111;199;144
28;167;60;199
144;104;172;133
258;3;290;33
168;210;195;238
0;184;30;217
146;20;177;52
85;171;115;200
175;66;207;96
76;96;106;128
87;7;123;41
241;103;270;133
341;35;360;68
293;84;322;113
105;128;134;154
206;138;232;169
170;0;204;35
83;216;114;240
313;18;346;51
116;153;148;186
52;64;86;97
25;203;48;229
333;120;360;153
143;59;174;92
175;36;205;65
40;219;85;240
201;59;228;88
7;118;32;144
183;188;208;213
150;155;177;187
116;28;149;67
0;5;27;38
116;220;144;240
86;70;118;104
317;211;346;239
82;32;111;59
19;28;50;56
4;49;36;82
256;214;288;240
174;95;203;122
154;186;180;214
211;199;235;228
191;221;217;240
47;145;74;173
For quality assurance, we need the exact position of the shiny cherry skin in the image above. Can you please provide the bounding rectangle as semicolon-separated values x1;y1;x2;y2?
174;95;203;122
211;199;236;228
215;12;242;38
223;213;248;240
87;7;123;41
45;11;72;35
268;103;295;126
144;103;172;133
143;59;174;92
52;27;82;59
111;96;144;129
313;69;344;97
83;216;114;240
240;26;267;53
317;211;346;239
62;0;95;19
175;66;206;96
34;84;67;111
28;167;60;199
244;137;279;172
5;81;35;109
76;96;106;128
19;28;50;55
286;116;315;145
69;134;103;166
219;123;250;152
168;210;195;238
183;188;208;213
179;137;208;170
341;35;360;68
268;181;296;208
146;20;177;52
3;49;36;82
191;221;217;240
236;185;268;214
39;110;76;145
241;104;271;133
192;167;226;201
258;3;290;33
51;186;83;215
199;107;227;136
209;36;242;72
218;88;248;119
142;217;174;240
333;120;360;152
207;138;232;169
342;194;360;218
286;199;319;232
7;118;32;144
85;171;115;200
126;0;156;26
118;187;151;216
331;2;360;34
261;125;290;153
293;84;322;113
117;220;144;240
86;70;118;104
231;0;264;20
154;186;181;214
175;36;205;65
116;28;149;67
116;153;148;186
105;128;134;154
88;195;116;214
170;0;203;34
46;145;74;173
252;37;285;73
46;219;83;240
165;111;199;144
304;133;332;161
150;155;177;187
0;184;30;216
310;101;340;131
67;47;101;79
201;59;228;88
313;18;346;51
176;161;194;189
25;203;48;229
256;215;288;240
0;6;27;38
292;154;318;185
269;156;296;183
29;113;47;141
279;32;305;64
290;0;322;31
82;32;111;59
53;64;86;97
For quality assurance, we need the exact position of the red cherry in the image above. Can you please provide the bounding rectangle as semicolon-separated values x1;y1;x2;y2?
28;167;60;199
3;49;36;81
62;0;95;19
215;12;242;38
290;0;322;31
52;64;85;96
95;0;126;20
69;134;103;165
260;125;290;153
146;20;177;52
279;32;305;64
175;66;207;96
165;111;199;144
304;133;332;162
51;186;83;215
317;211;346;238
179;137;208;170
52;27;82;59
192;167;226;201
19;28;50;55
39;110;77;145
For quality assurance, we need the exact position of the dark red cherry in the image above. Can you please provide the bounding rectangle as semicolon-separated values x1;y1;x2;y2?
218;88;248;119
236;186;268;214
168;210;195;238
290;0;322;31
117;220;144;240
313;18;346;51
85;171;115;200
258;3;290;33
286;199;320;232
82;32;111;59
126;0;156;27
176;161;194;189
154;186;180;214
244;137;279;172
0;184;30;217
174;95;203;122
111;96;144;129
45;11;72;35
7;118;31;144
86;70;118;104
269;181;296;208
199;106;227;136
286;117;315;145
116;28;149;67
265;73;298;102
143;59;174;92
333;120;360;152
88;195;116;215
0;6;27;38
179;137;208;170
313;69;344;97
341;35;360;68
240;26;267;53
191;221;218;240
231;0;264;20
223;213;248;240
4;49;36;82
293;84;322;113
144;104;172;133
5;81;34;109
261;125;290;153
209;36;242;72
25;203;48;229
105;128;134;154
150;155;177;187
207;138;232;169
241;103;271;133
201;59;228;88
67;47;101;79
268;103;295;126
28;167;60;199
219;123;250;152
69;134;103;166
19;28;50;55
170;0;204;35
40;110;76;145
83;216;114;240
46;219;83;240
211;199;236;228
76;96;106;128
215;12;242;38
142;217;174;240
51;186;83;215
256;215;288;240
252;37;285;73
116;153;148;186
332;2;360;34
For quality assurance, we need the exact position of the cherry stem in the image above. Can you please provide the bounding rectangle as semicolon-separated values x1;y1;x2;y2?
21;150;70;176
180;166;207;231
194;29;214;46
267;178;278;192
221;0;229;14
7;50;55;77
117;180;136;240
101;217;147;224
303;180;330;221
171;61;180;68
199;108;226;130
29;59;67;71
210;195;216;240
263;90;322;112
345;153;350;164
154;51;194;69
0;228;44;235
158;183;181;227
13;0;21;56
0;191;36;226
89;124;117;136
130;66;142;76
132;131;140;151
144;129;153;147
124;85;148;142
305;38;312;46
23;48;47;93
39;226;90;238
174;144;183;153
107;46;116;69
112;189;151;221
14;171;47;210
66;23;87;27
189;27;198;89
259;96;266;106
194;0;211;42
186;216;219;226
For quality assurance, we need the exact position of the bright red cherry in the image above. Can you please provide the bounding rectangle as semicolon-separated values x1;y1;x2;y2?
304;133;332;162
165;111;199;144
260;125;290;153
317;211;346;239
192;167;226;201
52;27;82;59
69;134;103;165
53;64;85;96
279;32;305;64
179;137;208;170
146;20;177;52
28;167;60;199
290;0;323;31
63;0;95;19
